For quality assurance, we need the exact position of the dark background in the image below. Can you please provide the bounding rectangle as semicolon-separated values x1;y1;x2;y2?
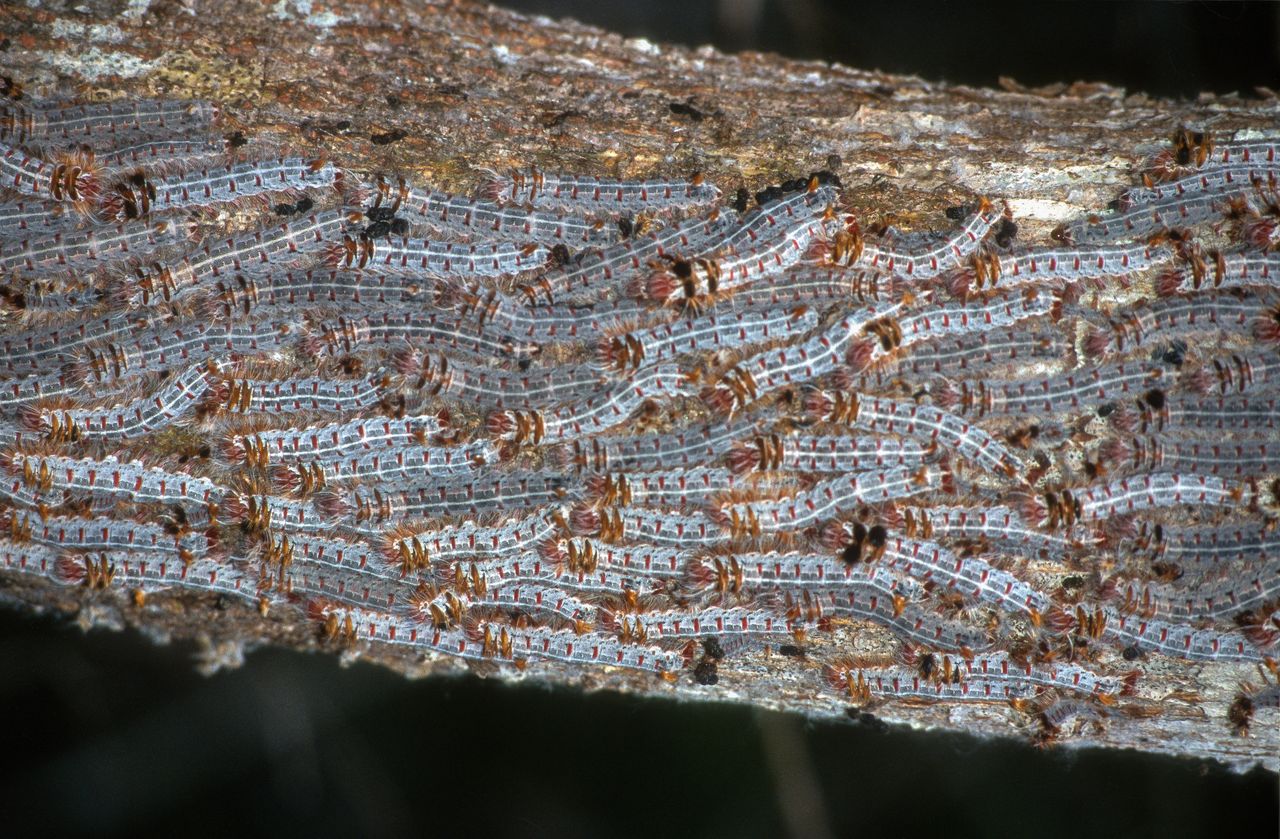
2;2;1278;837
505;0;1280;99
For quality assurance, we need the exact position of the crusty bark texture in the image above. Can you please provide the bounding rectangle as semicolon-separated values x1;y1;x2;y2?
1;0;1276;771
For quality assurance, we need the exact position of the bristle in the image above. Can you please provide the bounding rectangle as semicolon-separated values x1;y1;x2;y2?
17;405;46;432
1155;267;1185;297
595;336;619;367
584;474;608;498
724;444;759;475
460;614;487;641
597;609;619;632
685;558;717;586
822;662;851;692
271;464;301;491
54;555;86;583
301;335;329;357
219;492;246;521
321;242;346;267
546;442;575;469
484;410;513;437
944;267;974;298
312;491;349;518
1012;491;1046;526
1244;218;1279;251
817;519;850;551
219;437;248;465
478;177;504;203
1082;327;1112;360
391;347;421;376
700;383;736;416
801;388;834;419
537;538;565;562
639;269;677;303
807;239;834;262
1044;605;1077;634
1254;306;1280;342
1181;366;1216;396
846;338;875;372
94;191;125;223
305;598;335;623
1098;438;1132;467
827;365;855;393
1241;625;1279;648
569;506;599;535
931;380;960;411
1105;403;1137;433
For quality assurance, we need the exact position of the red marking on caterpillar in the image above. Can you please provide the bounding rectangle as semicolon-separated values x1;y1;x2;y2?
1207;141;1280;168
847;286;1057;373
326;231;550;277
946;241;1173;298
481;167;720;215
832;198;1001;280
337;471;575;524
0;537;68;583
636;201;838;308
367;174;620;246
597;308;820;374
1181;351;1280;396
1;219;180;275
2;98;216;146
714;465;944;535
1103;569;1280;623
24;360;219;440
933;360;1168;418
700;300;904;414
0;140;99;204
807;389;1023;480
515;207;741;304
486;364;688;445
571;504;729;547
1051;604;1274;662
224;414;447;468
121;210;354;307
97;157;338;221
1156;251;1280;297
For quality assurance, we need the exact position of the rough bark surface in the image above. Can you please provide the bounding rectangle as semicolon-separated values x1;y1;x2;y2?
1;0;1277;771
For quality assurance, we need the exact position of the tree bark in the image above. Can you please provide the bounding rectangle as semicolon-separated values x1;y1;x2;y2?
1;0;1276;772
